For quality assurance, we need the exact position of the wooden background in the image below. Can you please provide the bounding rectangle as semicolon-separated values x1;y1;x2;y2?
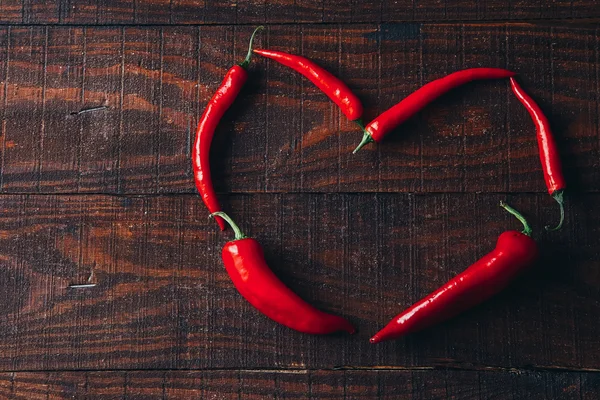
0;0;599;398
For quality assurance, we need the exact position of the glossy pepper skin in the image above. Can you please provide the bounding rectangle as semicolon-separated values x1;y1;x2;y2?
510;77;566;231
353;68;517;153
193;27;263;231
253;49;364;122
212;212;356;335
371;202;538;344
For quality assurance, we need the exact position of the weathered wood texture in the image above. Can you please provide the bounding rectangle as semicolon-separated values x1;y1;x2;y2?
0;370;598;399
2;0;600;25
2;6;599;398
0;24;597;194
0;193;596;371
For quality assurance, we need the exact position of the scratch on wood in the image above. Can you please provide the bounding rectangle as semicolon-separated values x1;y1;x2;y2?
67;283;96;289
70;105;109;116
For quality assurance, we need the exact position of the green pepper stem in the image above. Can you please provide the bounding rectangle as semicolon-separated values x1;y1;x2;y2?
352;131;374;154
500;201;533;236
210;212;247;240
545;190;565;231
239;26;264;69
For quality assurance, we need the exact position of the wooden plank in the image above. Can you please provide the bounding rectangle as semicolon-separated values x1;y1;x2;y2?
338;25;380;192
38;28;85;193
139;0;173;25
5;0;600;24
460;24;511;192
549;26;600;195
77;27;122;192
261;25;303;192
2;27;47;192
419;24;464;192
0;27;7;185
506;24;553;193
298;25;341;191
96;0;135;24
21;0;60;24
60;0;97;24
157;27;200;193
236;0;266;25
0;24;596;194
0;193;595;370
118;26;162;194
228;25;269;193
0;370;596;399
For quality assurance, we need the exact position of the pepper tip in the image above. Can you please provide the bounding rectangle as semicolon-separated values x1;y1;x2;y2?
340;319;356;334
209;213;227;231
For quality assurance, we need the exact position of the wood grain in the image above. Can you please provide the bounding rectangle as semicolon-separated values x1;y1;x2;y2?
0;24;597;194
0;369;597;399
1;4;598;396
3;1;600;25
0;193;596;371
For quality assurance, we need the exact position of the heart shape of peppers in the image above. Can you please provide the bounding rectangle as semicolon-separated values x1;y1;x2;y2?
193;27;564;343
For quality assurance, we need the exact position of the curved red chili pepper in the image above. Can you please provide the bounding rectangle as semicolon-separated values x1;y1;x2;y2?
193;27;263;231
211;211;356;335
370;202;538;343
353;68;517;153
510;77;566;231
253;48;364;122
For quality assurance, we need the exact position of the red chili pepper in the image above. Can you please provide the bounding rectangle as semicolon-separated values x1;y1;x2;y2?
253;48;364;123
193;27;263;231
510;77;566;231
210;211;356;335
370;202;538;343
353;68;517;153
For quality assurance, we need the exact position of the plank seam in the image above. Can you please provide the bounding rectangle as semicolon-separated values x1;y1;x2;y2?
0;365;594;373
0;20;599;28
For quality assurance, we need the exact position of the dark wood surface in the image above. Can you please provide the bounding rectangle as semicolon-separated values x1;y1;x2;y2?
0;24;599;194
0;193;598;371
2;0;600;24
0;370;598;399
0;1;599;398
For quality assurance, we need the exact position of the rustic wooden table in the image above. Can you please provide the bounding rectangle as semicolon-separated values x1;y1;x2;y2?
0;1;598;398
